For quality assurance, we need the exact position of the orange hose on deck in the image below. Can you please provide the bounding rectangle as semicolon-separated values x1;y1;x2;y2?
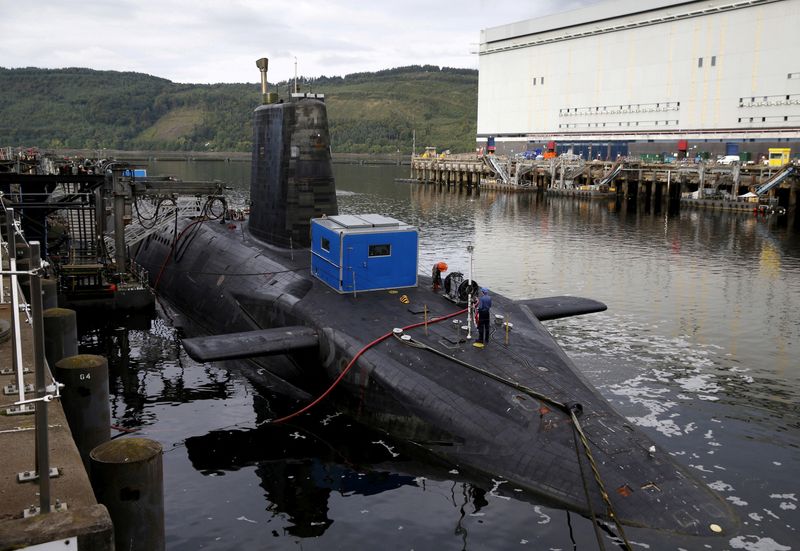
271;306;467;424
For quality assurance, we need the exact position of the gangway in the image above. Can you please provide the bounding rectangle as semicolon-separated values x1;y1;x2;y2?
485;155;510;185
564;162;587;182
32;181;101;265
755;164;795;196
595;161;624;188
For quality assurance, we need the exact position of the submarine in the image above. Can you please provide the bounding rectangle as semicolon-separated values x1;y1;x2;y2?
133;58;737;543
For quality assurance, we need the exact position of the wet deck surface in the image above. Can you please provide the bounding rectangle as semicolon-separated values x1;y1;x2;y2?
299;274;738;536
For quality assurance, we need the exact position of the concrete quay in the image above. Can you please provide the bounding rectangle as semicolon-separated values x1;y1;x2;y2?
0;285;112;549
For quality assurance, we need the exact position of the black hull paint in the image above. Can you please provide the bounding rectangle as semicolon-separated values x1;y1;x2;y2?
134;219;737;537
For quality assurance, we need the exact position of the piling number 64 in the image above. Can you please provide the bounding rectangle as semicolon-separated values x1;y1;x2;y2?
80;373;91;380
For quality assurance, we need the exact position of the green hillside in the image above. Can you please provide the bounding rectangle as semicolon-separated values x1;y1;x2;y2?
0;65;477;154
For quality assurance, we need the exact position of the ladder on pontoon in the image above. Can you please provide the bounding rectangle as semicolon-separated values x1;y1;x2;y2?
755;164;795;196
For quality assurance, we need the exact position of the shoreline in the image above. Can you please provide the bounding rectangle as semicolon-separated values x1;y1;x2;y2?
39;149;412;166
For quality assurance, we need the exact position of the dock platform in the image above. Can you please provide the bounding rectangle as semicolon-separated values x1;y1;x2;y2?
0;286;112;548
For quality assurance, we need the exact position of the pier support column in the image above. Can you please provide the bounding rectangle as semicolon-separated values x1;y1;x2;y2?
699;165;706;197
55;354;111;469
43;307;78;369
42;278;58;309
90;438;165;551
669;171;681;215
20;274;58;309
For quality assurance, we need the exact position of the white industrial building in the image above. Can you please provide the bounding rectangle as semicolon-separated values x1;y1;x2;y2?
477;0;800;159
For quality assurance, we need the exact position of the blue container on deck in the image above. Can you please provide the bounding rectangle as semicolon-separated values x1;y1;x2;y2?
726;143;740;156
122;169;147;178
311;214;418;293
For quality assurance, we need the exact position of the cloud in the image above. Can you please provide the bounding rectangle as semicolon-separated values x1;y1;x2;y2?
1;0;600;83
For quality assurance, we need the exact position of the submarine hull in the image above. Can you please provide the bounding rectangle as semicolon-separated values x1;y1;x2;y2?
135;218;736;537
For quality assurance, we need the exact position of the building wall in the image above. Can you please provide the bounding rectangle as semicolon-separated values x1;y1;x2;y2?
477;0;800;154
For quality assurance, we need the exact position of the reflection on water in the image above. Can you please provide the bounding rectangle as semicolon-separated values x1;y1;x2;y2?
85;160;799;550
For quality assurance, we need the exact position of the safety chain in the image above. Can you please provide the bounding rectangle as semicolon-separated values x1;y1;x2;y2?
570;409;633;551
394;331;633;550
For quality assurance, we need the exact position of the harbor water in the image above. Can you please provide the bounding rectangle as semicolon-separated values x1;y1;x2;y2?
80;160;799;550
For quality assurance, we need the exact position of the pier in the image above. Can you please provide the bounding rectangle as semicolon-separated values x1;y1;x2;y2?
0;219;113;549
0;148;221;549
409;153;799;215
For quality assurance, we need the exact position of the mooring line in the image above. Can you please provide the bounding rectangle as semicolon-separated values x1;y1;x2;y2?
395;333;633;551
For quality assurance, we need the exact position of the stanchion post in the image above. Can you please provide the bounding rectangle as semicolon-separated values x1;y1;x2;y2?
30;242;51;513
6;208;25;403
0;207;5;304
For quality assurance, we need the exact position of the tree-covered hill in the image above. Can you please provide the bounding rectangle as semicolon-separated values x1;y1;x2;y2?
0;65;477;154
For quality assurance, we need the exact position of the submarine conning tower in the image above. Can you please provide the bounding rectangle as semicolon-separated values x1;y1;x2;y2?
249;57;338;248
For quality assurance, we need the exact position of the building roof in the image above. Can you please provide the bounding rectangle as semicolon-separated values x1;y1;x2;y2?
481;0;701;44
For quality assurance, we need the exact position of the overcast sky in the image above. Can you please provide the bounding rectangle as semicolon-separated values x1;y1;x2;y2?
1;0;599;83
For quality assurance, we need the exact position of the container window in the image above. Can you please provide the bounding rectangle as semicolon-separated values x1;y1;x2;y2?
321;237;330;252
698;57;703;68
711;56;716;66
540;77;544;85
532;78;536;86
369;244;391;257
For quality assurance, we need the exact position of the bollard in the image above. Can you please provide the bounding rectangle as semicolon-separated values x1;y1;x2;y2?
21;273;57;308
41;278;58;309
90;438;165;551
43;307;78;368
55;354;111;470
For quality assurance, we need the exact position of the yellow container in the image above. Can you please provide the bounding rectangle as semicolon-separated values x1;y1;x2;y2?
768;148;791;167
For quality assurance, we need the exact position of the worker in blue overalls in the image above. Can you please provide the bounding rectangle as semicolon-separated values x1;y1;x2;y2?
477;287;492;344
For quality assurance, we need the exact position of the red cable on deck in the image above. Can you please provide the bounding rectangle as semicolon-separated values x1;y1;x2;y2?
270;306;467;424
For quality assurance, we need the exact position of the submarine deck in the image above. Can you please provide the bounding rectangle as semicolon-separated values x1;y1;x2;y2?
297;273;735;537
135;217;737;538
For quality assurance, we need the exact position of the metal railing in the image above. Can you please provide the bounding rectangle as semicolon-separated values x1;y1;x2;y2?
1;203;64;515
